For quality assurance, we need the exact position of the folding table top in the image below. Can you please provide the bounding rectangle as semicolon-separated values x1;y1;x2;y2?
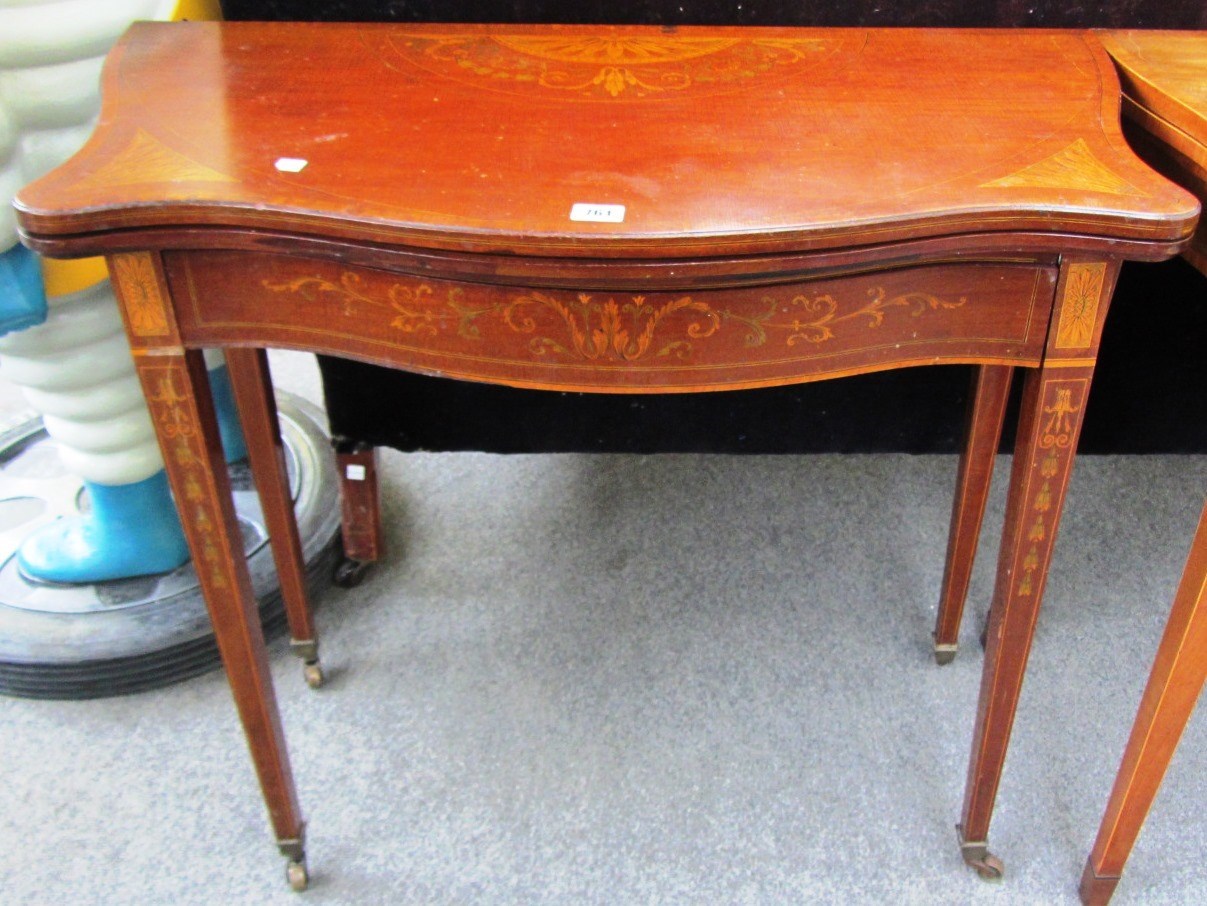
1099;29;1207;151
15;23;1198;259
1098;29;1207;271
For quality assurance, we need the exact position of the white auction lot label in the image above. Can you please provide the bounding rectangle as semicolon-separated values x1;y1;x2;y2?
569;203;626;223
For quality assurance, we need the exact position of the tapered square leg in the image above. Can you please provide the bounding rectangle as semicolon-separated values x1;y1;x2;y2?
227;347;324;689
933;364;1013;664
135;349;306;853
1080;499;1207;905
110;252;307;883
1079;859;1121;906
958;259;1119;878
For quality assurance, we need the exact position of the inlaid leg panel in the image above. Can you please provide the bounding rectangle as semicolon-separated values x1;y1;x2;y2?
957;258;1119;879
957;363;1094;877
133;349;307;863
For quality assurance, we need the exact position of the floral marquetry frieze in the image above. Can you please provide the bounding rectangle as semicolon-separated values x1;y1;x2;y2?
260;271;971;365
169;249;1052;390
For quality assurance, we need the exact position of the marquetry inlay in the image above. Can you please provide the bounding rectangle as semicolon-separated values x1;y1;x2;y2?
1016;380;1086;597
143;364;229;591
75;129;233;190
262;272;967;363
384;33;833;99
1055;262;1106;350
980;139;1142;196
112;252;171;337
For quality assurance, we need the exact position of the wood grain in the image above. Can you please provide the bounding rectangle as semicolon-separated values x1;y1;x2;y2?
932;365;1013;660
164;250;1054;392
19;23;1201;887
14;23;1199;259
1099;30;1207;153
1080;500;1207;906
1100;31;1207;281
1083;30;1207;905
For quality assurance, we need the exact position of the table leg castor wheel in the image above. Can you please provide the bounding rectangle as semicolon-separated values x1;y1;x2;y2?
286;858;309;891
303;661;324;689
333;557;370;588
968;853;1005;881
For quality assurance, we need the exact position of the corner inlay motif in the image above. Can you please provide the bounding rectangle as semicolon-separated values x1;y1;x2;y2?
75;129;234;190
262;273;966;363
979;139;1142;196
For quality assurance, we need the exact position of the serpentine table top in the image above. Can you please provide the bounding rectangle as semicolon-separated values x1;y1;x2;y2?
13;22;1200;891
16;24;1195;259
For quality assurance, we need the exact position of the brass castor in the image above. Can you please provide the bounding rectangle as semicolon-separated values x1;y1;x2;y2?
286;858;309;892
333;557;370;589
933;643;958;665
303;661;324;689
958;826;1005;882
969;853;1005;881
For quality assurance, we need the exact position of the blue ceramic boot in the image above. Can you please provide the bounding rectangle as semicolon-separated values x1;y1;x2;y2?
207;363;249;463
18;470;191;583
0;244;48;337
14;364;249;584
5;248;243;583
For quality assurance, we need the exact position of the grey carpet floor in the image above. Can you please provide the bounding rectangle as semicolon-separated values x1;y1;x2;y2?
1;352;1204;905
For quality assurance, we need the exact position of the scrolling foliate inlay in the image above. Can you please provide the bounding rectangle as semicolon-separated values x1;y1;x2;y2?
262;273;966;363
1054;262;1106;350
722;288;966;349
385;33;831;99
143;365;228;591
112;252;171;337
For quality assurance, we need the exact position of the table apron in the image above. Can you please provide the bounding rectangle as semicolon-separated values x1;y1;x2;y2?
162;250;1056;393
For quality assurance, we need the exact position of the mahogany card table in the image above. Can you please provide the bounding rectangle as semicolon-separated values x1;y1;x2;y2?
14;22;1198;890
1080;30;1207;906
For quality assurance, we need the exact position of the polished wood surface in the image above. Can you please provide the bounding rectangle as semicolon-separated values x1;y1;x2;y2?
1080;29;1207;906
1079;500;1207;906
1100;29;1207;271
13;23;1199;888
226;347;320;674
1099;30;1207;149
933;364;1013;663
334;446;383;567
164;250;1055;392
16;23;1196;259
